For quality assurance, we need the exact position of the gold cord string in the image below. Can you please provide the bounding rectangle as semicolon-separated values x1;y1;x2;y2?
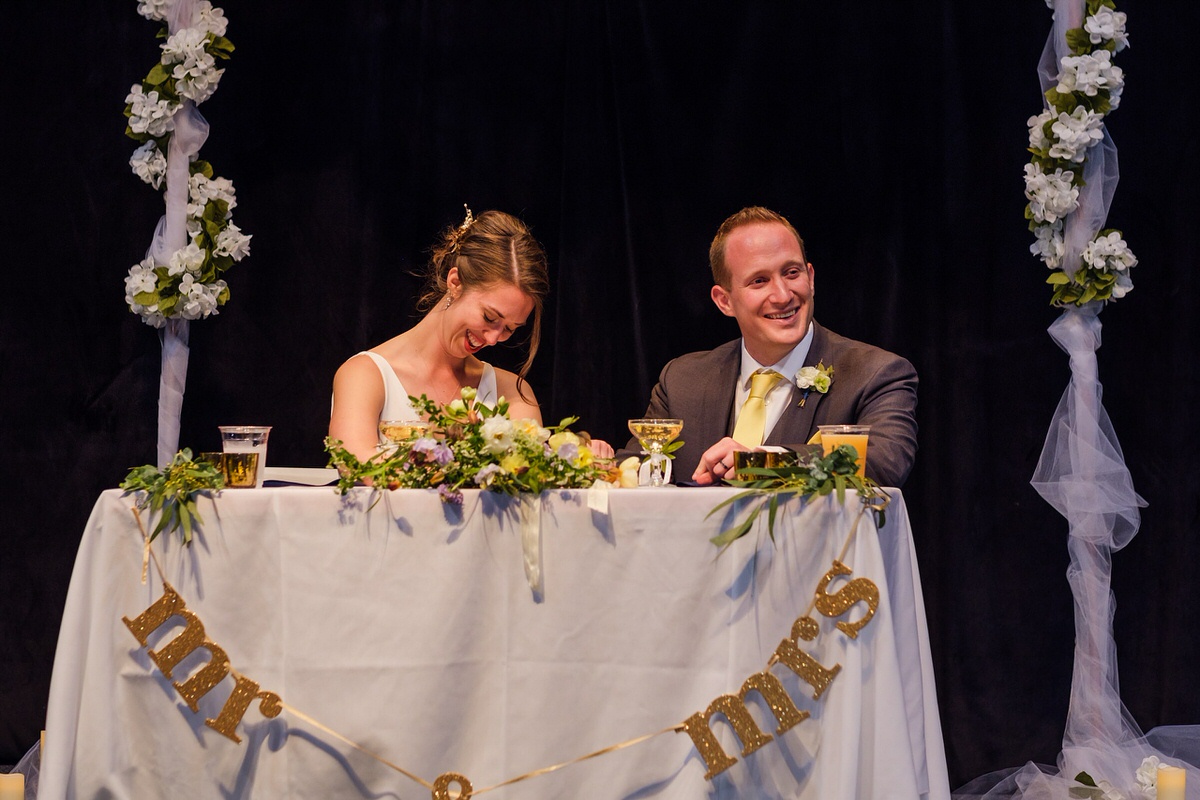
473;725;685;795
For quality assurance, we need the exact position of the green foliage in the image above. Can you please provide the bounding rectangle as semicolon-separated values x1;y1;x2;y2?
120;449;225;545
325;389;614;503
706;445;887;550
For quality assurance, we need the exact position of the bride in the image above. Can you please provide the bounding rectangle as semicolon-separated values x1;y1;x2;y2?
329;208;611;461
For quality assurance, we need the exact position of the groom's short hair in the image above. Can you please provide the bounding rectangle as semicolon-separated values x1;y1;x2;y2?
708;206;807;289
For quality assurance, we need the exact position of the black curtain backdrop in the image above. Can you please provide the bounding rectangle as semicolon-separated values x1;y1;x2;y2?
2;0;1197;789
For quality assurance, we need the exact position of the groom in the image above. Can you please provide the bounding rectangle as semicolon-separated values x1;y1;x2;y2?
625;206;918;487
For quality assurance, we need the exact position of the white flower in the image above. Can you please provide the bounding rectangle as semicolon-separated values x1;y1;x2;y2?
1027;109;1054;152
188;173;237;216
1057;51;1124;101
1111;271;1134;299
1081;231;1138;273
177;278;225;320
195;1;229;37
514;418;551;444
1136;755;1161;796
124;258;159;299
213;223;252;260
166;242;206;276
161;28;214;69
1023;162;1079;224
174;62;224;104
1049;107;1105;162
129;141;168;189
161;27;224;103
125;85;178;138
481;416;516;455
136;0;171;22
1085;7;1129;52
1030;221;1065;269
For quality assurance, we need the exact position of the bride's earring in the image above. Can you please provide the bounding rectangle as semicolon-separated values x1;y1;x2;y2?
444;294;453;310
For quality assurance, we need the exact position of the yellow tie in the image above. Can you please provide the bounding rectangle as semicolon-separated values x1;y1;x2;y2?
732;370;783;447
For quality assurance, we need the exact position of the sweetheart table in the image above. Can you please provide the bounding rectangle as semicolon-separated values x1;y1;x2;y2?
40;484;949;799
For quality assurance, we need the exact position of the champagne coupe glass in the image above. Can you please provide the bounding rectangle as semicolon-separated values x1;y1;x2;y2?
378;420;433;456
627;418;683;487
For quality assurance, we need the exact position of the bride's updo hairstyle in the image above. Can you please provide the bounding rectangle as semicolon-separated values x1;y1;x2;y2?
418;209;550;390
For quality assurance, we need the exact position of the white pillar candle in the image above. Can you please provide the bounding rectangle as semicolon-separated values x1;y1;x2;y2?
1158;765;1187;800
0;772;25;800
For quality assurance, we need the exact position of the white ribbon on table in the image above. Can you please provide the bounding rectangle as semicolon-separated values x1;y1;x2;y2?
519;494;543;596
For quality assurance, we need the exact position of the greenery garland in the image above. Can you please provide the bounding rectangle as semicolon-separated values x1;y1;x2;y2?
1025;0;1136;307
122;0;250;328
707;445;886;550
120;448;225;544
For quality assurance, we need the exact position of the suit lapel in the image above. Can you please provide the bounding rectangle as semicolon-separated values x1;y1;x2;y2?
765;323;829;447
704;343;740;441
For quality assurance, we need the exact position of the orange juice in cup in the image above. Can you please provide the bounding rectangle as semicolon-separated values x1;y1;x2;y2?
817;425;871;477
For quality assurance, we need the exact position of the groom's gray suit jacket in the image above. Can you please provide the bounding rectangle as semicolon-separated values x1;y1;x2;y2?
626;322;918;487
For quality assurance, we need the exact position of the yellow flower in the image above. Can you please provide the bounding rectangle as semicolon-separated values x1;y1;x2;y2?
500;453;528;474
548;430;580;451
575;446;594;467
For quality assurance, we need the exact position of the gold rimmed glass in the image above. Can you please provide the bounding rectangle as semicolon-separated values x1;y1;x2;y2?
627;418;683;487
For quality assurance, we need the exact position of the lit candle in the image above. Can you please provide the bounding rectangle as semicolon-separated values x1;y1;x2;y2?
0;772;25;800
1158;765;1187;800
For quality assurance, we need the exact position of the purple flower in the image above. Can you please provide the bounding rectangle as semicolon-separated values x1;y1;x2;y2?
437;484;463;505
409;437;439;462
431;443;454;465
556;443;579;462
474;464;503;486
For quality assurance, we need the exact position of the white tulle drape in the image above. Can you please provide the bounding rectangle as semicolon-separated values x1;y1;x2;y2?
151;0;208;467
954;1;1199;797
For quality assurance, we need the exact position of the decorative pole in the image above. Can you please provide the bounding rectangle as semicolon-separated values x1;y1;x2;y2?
1026;0;1154;791
122;0;248;466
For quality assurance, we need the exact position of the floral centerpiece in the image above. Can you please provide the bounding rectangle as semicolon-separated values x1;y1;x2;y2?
707;445;886;549
1025;0;1135;306
325;388;633;502
123;0;250;327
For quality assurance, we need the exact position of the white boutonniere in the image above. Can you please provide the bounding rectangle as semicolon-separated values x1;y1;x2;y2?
795;361;834;408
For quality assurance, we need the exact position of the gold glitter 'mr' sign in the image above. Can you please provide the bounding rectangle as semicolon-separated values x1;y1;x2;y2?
122;581;282;744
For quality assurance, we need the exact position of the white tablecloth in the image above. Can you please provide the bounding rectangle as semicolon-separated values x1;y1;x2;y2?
42;486;949;799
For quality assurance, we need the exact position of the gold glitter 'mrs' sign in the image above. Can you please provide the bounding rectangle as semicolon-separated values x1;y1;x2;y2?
678;560;879;781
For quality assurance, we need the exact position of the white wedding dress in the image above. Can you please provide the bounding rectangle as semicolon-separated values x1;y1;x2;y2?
356;350;498;427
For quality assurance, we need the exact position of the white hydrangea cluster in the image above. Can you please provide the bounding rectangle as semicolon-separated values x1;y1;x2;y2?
187;173;238;216
195;1;228;36
213;223;252;260
1048;107;1105;162
161;27;224;104
126;0;245;328
1057;50;1124;108
1024;163;1079;225
129;140;168;189
1084;7;1129;51
1027;2;1135;305
125;257;168;329
136;0;171;21
176;274;229;320
1027;109;1054;152
1030;220;1065;271
125;85;178;138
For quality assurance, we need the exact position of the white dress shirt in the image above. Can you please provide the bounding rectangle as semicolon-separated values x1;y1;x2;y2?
733;322;814;443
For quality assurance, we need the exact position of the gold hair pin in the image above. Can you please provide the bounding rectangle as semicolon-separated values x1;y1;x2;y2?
459;204;475;231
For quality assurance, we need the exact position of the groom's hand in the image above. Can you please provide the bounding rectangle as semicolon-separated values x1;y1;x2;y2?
693;437;747;485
